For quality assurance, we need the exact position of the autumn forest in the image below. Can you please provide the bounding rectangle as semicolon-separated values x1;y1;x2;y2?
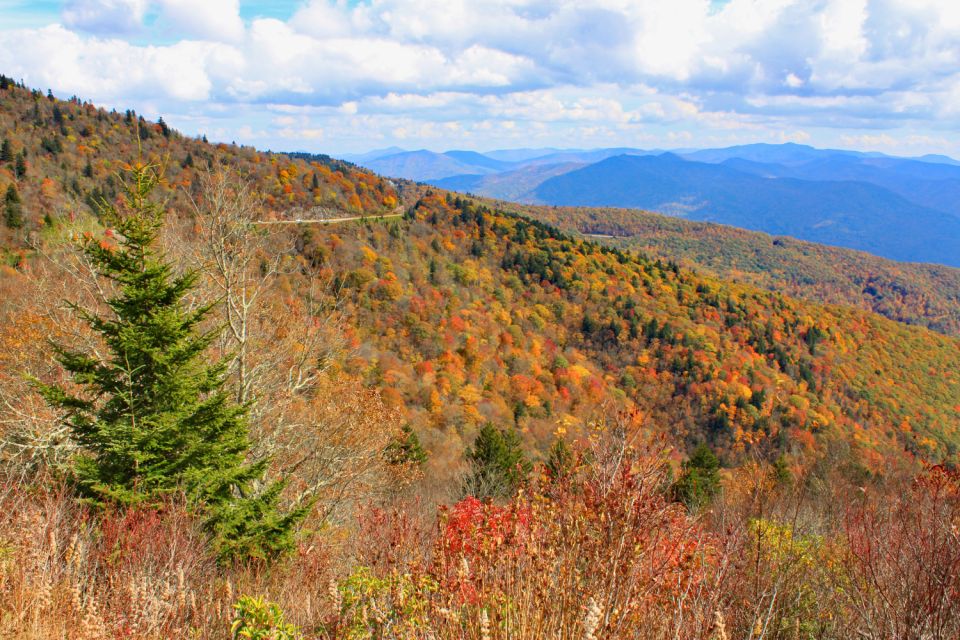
1;76;960;640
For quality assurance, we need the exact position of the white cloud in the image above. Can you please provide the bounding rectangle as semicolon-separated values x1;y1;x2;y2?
157;0;244;42
1;0;959;154
62;0;149;34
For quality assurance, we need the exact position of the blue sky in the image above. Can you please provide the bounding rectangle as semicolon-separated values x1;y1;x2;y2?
1;0;959;157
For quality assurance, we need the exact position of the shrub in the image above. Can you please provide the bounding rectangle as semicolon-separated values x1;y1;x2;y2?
231;595;302;640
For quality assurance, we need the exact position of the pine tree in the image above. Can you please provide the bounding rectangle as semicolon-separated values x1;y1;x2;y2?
4;184;23;229
545;436;575;482
462;423;531;499
14;152;26;178
0;139;12;163
37;161;307;561
672;443;721;510
385;424;427;467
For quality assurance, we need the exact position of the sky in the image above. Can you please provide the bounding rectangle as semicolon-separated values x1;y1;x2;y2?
1;0;959;157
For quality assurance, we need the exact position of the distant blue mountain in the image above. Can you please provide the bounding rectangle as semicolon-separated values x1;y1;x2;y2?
340;146;407;163
357;147;654;181
442;150;515;172
680;142;862;165
349;142;960;266
714;154;960;217
533;153;960;266
362;149;503;181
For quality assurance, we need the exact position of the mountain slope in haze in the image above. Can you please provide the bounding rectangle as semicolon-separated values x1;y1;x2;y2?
503;202;960;337
362;149;506;181
430;161;585;201
680;142;876;165
532;153;960;267
361;147;655;182
716;154;960;216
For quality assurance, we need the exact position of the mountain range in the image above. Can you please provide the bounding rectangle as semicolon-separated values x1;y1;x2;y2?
349;143;960;267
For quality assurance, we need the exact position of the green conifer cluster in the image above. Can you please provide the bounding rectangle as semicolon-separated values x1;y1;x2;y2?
462;422;531;499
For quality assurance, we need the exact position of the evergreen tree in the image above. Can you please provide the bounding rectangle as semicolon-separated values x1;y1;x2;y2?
37;161;307;561
672;443;721;510
771;454;792;486
4;184;23;229
16;151;28;178
0;139;12;163
545;436;575;482
385;424;427;467
463;423;531;499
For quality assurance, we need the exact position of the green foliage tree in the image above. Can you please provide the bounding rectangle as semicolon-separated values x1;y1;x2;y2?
37;161;307;561
463;423;531;499
4;184;23;229
672;443;721;510
0;139;12;163
385;424;427;467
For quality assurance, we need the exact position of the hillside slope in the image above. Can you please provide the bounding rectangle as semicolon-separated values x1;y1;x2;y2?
322;194;960;470
500;203;960;337
2;80;959;477
0;77;398;259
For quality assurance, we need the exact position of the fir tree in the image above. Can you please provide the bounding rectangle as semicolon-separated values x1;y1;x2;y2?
4;184;23;229
385;424;427;467
672;443;721;510
0;138;12;163
37;161;307;561
462;423;531;499
545;436;575;482
15;152;28;179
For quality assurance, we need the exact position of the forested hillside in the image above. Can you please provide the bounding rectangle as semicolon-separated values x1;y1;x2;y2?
3;81;960;639
502;203;960;337
3;77;960;474
0;77;398;260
